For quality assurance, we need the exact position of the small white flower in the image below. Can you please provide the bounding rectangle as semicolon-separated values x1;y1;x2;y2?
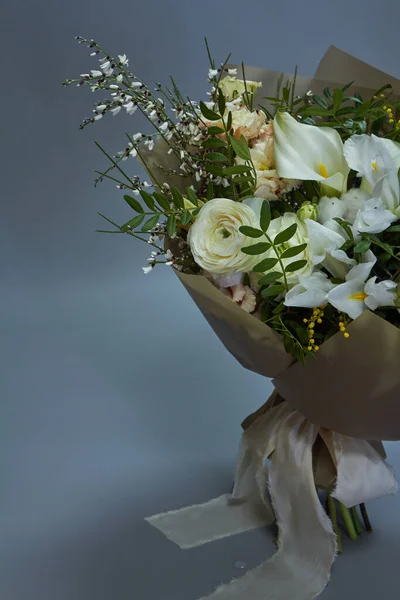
143;181;151;187
227;68;238;75
116;74;123;83
208;69;219;78
142;266;153;274
80;73;90;78
144;139;154;151
132;189;140;196
118;54;129;65
90;51;97;56
168;148;174;155
132;132;142;142
96;104;107;111
159;122;169;133
111;106;122;116
94;114;103;121
165;249;174;261
131;81;143;89
91;70;103;78
109;84;119;90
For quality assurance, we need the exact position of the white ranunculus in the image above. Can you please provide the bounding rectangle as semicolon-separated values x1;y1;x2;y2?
188;198;260;277
259;213;312;284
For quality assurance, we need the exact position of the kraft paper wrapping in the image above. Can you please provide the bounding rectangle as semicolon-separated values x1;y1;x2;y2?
141;46;400;440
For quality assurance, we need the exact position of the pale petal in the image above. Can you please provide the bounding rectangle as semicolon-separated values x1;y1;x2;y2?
345;250;376;282
327;280;367;319
364;277;397;310
274;112;348;190
353;197;396;234
305;219;345;265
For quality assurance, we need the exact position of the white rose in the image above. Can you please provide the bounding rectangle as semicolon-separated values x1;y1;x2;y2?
260;213;312;284
188;198;260;276
341;188;370;222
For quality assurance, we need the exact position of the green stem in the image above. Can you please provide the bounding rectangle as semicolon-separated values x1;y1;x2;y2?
328;495;342;553
266;234;289;292
351;506;363;535
339;502;358;540
360;503;373;532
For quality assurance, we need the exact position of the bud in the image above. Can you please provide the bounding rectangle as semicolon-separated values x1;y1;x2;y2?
297;200;319;223
218;76;262;101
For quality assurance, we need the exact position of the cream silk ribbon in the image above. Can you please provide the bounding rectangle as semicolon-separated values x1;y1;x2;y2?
146;402;397;600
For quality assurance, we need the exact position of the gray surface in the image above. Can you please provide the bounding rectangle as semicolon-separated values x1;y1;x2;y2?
1;0;400;598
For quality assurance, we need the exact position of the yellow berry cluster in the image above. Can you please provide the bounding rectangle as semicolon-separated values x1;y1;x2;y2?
303;307;324;352
338;311;350;338
373;94;400;129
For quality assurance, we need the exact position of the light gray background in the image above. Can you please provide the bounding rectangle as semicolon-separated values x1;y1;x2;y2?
1;1;400;598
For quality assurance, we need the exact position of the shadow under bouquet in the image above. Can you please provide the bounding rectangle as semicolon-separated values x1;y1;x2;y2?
64;40;400;600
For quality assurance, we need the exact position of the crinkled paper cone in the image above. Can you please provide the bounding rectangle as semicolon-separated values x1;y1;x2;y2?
141;46;400;441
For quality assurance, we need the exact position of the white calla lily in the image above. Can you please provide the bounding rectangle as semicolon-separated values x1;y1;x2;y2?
273;112;349;194
284;271;335;308
326;250;396;319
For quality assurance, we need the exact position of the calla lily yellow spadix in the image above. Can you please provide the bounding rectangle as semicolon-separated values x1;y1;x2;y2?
273;111;349;195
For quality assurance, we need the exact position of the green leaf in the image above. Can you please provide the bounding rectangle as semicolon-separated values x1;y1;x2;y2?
341;81;354;92
302;106;331;117
166;213;176;236
230;176;254;184
253;257;279;272
280;243;307;259
153;192;171;211
286;320;309;345
205;164;224;176
340;240;354;251
206;152;228;163
223;165;252;175
218;89;226;116
343;95;363;105
354;239;371;253
141;214;160;232
229;134;251;160
140;190;155;211
336;106;357;116
200;101;220;121
274;223;297;245
285;259;308;273
260;200;271;233
261;284;285;298
331;278;345;284
202;138;227;149
323;87;333;100
272;301;285;315
334;217;354;241
180;210;191;225
239;226;264;238
333;88;344;112
387;225;400;232
124;194;144;213
241;242;271;255
122;214;145;230
208;126;225;135
283;335;295;355
171;187;184;209
227;111;232;131
313;94;328;109
259;271;282;286
185;187;198;206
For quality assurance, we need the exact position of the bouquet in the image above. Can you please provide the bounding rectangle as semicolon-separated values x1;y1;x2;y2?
63;38;400;600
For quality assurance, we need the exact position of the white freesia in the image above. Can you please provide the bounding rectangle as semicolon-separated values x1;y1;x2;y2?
305;219;356;278
326;250;396;318
353;197;397;233
273;112;349;194
341;188;370;222
344;134;400;215
318;196;346;223
284;271;335;308
188;198;260;278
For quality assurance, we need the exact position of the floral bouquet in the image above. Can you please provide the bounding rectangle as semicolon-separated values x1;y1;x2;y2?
63;39;400;599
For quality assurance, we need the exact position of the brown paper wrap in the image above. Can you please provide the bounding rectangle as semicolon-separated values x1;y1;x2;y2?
142;46;400;441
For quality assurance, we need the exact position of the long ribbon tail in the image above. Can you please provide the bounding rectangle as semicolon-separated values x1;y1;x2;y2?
201;411;337;600
145;403;291;549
